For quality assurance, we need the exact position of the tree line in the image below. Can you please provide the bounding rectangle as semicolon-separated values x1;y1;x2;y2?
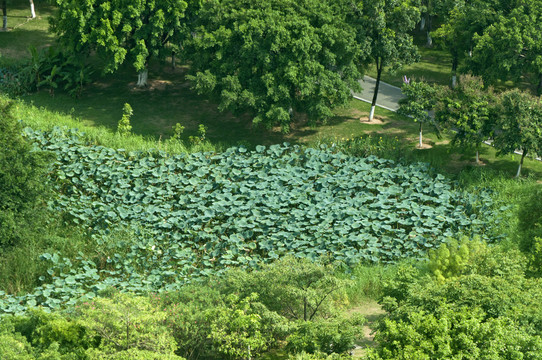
4;0;542;145
399;75;542;177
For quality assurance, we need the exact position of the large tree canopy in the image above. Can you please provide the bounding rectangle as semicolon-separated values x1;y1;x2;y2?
468;0;542;94
50;0;188;86
185;0;369;131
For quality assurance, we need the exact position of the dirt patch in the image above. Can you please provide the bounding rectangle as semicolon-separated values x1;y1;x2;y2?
358;116;385;125
348;300;387;358
416;143;433;149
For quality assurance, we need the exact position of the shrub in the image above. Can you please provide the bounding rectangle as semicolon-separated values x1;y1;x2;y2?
0;99;53;249
286;315;365;355
366;306;542;360
117;103;133;136
0;333;34;360
218;256;350;321
160;283;288;360
428;236;485;282
75;292;178;357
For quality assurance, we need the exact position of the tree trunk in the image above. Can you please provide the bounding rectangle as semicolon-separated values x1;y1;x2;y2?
426;16;432;47
516;149;528;178
370;58;383;122
2;0;7;30
171;52;176;69
419;122;423;148
29;0;36;18
451;53;458;88
476;148;480;164
137;68;148;87
420;16;426;31
303;296;307;321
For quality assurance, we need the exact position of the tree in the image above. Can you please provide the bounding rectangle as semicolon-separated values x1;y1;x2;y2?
50;0;188;87
2;0;7;30
468;0;542;95
434;0;521;88
419;0;454;47
494;89;542;177
29;0;35;19
435;75;495;163
185;0;368;131
398;80;440;148
0;98;53;248
357;0;421;121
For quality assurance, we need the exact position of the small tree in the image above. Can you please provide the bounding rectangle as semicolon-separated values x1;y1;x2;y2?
398;81;440;148
494;89;542;177
219;256;349;322
117;103;133;136
76;292;179;357
435;75;495;163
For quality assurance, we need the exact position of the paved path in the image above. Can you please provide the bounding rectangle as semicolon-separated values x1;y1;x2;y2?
354;75;541;162
352;76;405;112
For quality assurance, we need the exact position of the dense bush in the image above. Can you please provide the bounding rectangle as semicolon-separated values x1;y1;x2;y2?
0;99;53;249
286;315;364;355
159;257;358;359
217;256;350;321
517;185;542;275
370;240;542;359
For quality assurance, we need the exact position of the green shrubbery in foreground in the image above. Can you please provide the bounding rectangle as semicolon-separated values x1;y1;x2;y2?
366;241;542;359
0;257;364;360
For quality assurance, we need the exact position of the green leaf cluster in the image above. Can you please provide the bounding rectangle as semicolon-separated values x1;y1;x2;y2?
186;0;366;130
0;99;53;249
369;245;542;359
0;126;500;314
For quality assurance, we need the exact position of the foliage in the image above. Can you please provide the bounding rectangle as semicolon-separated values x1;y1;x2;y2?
0;99;53;249
219;256;350;321
398;80;440;146
186;0;366;131
517;184;542;253
358;0;420;118
75;292;179;357
288;352;353;360
171;123;185;141
468;0;542;94
286;315;365;355
0;332;34;360
205;293;274;360
428;236;485;282
433;0;513;81
370;253;542;359
24;45;93;97
434;75;495;162
528;237;542;278
0;125;502;314
315;135;410;164
158;284;225;360
366;305;542;360
188;124;206;145
117;103;133;136
50;0;188;81
7;308;89;358
494;89;542;176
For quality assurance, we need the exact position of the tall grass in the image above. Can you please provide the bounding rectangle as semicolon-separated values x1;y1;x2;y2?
4;94;221;154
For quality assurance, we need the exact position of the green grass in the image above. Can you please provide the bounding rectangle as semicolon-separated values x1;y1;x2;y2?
0;0;55;65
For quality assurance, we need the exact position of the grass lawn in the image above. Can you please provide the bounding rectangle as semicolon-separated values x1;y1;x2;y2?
0;0;55;64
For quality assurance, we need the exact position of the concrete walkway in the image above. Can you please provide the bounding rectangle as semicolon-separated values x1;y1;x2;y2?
352;76;405;112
